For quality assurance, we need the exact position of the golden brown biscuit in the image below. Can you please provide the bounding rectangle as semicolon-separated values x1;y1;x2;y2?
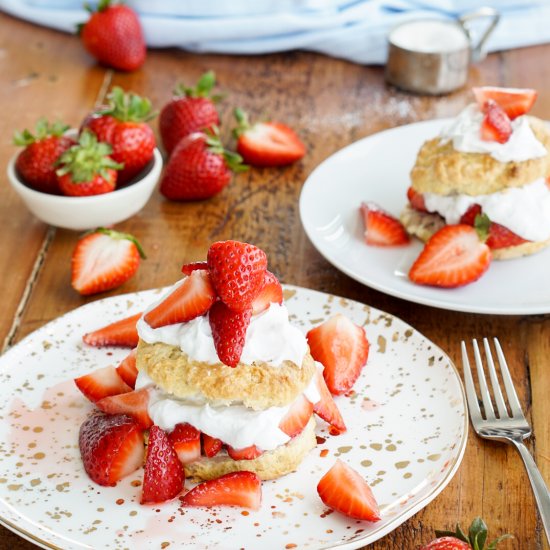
136;340;316;410
410;116;550;196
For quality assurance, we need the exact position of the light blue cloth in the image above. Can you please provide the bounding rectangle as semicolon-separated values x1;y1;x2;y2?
1;0;549;64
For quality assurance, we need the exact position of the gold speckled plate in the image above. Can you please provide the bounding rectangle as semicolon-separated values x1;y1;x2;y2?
0;285;467;549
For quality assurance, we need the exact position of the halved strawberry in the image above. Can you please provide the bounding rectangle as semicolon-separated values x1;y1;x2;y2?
75;366;132;403
96;388;152;429
360;202;410;246
115;348;138;388
406;187;427;212
317;459;381;521
313;370;347;433
82;312;142;348
180;471;261;510
480;100;512;144
181;261;208;275
409;224;492;287
144;270;216;329
473;86;537;120
251;271;283;315
202;434;223;458
307;314;370;396
79;412;145;486
141;425;185;504
226;444;263;461
168;423;201;464
278;394;313;437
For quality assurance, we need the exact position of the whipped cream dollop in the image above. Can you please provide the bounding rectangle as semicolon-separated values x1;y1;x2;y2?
440;103;547;163
137;289;309;367
424;177;550;241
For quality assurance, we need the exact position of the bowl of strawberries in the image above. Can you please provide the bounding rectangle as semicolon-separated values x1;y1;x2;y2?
7;88;162;231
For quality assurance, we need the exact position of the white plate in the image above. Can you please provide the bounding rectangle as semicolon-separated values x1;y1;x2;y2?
0;286;466;549
299;119;550;315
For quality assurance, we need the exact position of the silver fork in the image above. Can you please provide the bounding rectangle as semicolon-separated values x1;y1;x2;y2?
461;337;550;543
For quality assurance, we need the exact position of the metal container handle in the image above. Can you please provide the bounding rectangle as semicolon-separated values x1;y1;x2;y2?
458;7;500;63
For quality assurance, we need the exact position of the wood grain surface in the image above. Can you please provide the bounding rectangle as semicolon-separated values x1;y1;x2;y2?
1;10;549;550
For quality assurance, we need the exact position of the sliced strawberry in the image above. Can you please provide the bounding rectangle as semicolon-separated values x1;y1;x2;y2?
207;240;267;312
251;271;283;315
115;348;138;388
208;301;252;367
313;370;347;433
317;459;381;521
75;366;132;403
226;444;263;461
202;434;223;458
82;312;142;348
95;388;152;429
79;412;145;486
459;204;482;226
144;270;216;329
360;202;410;246
307;314;370;396
141;425;185;504
409;224;492;288
180;470;262;510
168;423;201;465
473;86;537;120
406;187;427;212
181;261;208;275
480;100;512;144
278;394;313;437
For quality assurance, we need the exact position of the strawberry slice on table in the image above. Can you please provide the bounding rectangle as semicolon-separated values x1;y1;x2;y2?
115;348;138;388
360;202;410;246
79;412;145;486
75;365;132;403
409;224;492;288
233;108;306;167
96;388;152;429
209;301;253;368
313;370;347;433
83;312;142;348
406;186;428;212
202;434;223;458
278;394;314;437
141;425;185;504
473;86;537;120
144;269;216;329
181;260;208;275
71;228;145;296
317;459;381;521
226;444;263;461
168;423;201;465
207;240;268;312
180;471;262;510
480;100;512;144
307;314;370;396
251;271;284;315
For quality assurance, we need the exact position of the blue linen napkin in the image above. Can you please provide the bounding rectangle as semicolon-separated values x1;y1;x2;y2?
1;0;549;64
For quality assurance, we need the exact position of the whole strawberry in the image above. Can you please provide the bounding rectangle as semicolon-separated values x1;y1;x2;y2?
83;87;156;184
159;129;246;201
79;0;146;72
159;70;221;156
56;130;122;196
13;119;74;194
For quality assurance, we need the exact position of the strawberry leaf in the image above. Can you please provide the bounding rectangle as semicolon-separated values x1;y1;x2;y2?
174;70;222;101
474;213;491;243
99;87;157;123
487;534;514;549
13;118;69;146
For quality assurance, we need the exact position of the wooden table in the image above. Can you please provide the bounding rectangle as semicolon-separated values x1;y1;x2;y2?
1;11;549;550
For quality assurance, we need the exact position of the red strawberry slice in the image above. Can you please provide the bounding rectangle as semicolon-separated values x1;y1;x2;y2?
96;388;152;429
208;301;252;368
313;370;347;433
181;261;208;275
144;270;216;329
406;187;427;212
409;224;492;287
360;202;410;246
141;425;185;504
207;240;267;312
116;348;138;388
480;100;512;144
473;86;537;120
79;412;145;486
317;459;381;521
307;314;370;396
226;444;263;461
71;228;145;296
75;366;132;403
83;312;142;348
202;434;223;458
251;271;283;315
180;471;262;510
278;394;313;437
420;537;471;550
168;423;201;464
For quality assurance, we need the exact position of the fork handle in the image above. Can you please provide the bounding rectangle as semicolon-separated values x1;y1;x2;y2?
512;440;550;543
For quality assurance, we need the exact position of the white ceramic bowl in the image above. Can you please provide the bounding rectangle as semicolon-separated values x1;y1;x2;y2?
7;146;163;231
